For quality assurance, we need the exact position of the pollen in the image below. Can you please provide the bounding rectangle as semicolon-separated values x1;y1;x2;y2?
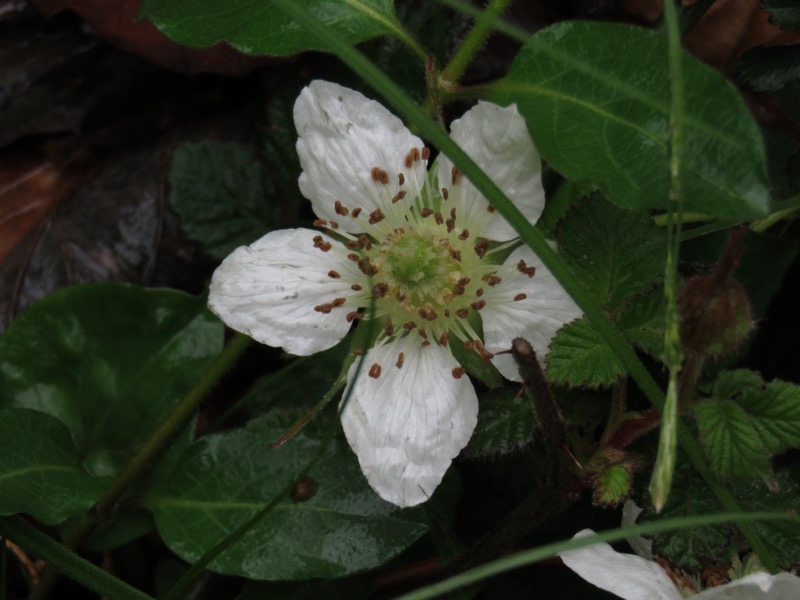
514;293;527;301
517;260;536;277
369;363;382;378
369;208;386;224
313;236;332;252
398;173;405;186
352;207;363;218
392;191;407;204
371;167;390;184
441;187;449;201
334;200;349;216
452;367;466;379
396;352;405;368
346;311;364;322
384;319;394;336
421;147;430;160
328;270;341;279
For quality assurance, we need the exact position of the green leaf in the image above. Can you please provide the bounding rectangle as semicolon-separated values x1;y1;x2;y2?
138;0;400;56
695;370;800;479
0;283;223;475
463;390;536;458
765;0;800;29
593;464;633;507
169;142;278;260
555;197;667;310
237;578;371;600
0;409;111;525
492;21;769;218
546;318;624;388
142;415;428;580
737;45;800;92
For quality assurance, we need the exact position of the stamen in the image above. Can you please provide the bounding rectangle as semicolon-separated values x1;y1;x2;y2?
358;234;372;250
418;307;437;321
452;367;466;379
384;319;394;336
487;204;496;213
470;300;486;311
351;207;363;218
371;167;390;184
465;339;494;362
474;239;489;258
517;260;536;277
351;283;363;291
482;273;502;286
369;363;382;378
458;229;469;240
451;166;462;185
514;293;527;301
332;298;346;307
328;270;341;279
391;190;407;204
313;219;328;227
346;311;364;322
396;352;405;368
441;187;449;201
398;173;405;186
438;332;450;346
347;253;360;262
395;291;406;302
456;308;469;319
421;208;434;218
421;340;431;347
418;329;429;340
369;208;385;224
357;258;377;276
449;248;462;261
334;200;349;216
329;220;339;229
421;147;431;160
434;212;444;225
313;236;332;252
314;302;333;314
374;283;389;298
476;288;484;297
444;309;450;318
403;322;417;331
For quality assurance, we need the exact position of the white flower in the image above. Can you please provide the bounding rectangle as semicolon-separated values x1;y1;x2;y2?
560;529;800;599
208;80;580;507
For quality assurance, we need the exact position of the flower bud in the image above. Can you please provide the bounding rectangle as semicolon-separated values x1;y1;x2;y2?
677;273;754;356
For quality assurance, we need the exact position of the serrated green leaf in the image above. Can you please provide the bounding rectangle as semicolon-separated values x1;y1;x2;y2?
491;21;769;218
463;391;536;458
738;45;800;92
142;415;428;580
169;142;278;259
546;317;624;388
138;0;399;56
555;197;667;310
695;370;800;480
765;0;800;29
0;409;111;525
593;464;632;507
0;283;223;476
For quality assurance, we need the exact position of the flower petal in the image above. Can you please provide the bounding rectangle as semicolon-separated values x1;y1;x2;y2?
294;80;428;234
699;572;800;599
439;101;544;241
622;499;655;560
340;336;478;507
560;530;682;600
208;228;365;356
482;245;581;381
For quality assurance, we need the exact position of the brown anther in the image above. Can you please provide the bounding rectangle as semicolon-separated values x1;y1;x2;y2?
346;239;362;250
352;349;364;356
421;340;431;347
332;297;346;307
482;273;502;286
487;204;496;213
418;329;429;340
329;220;339;229
517;260;536;277
441;187;449;201
371;167;390;184
351;207;363;218
369;208;385;224
457;277;471;287
314;303;333;314
411;148;421;162
374;283;389;298
453;286;466;296
418;307;437;321
451;166;462;185
421;147;431;160
346;311;364;322
446;218;455;233
369;363;382;378
357;259;378;276
384;319;394;337
444;309;451;318
476;288;484;297
347;253;360;262
450;207;456;219
434;212;444;225
351;283;363;292
452;367;466;379
396;352;405;369
403;321;417;331
449;248;462;261
465;339;494;362
421;208;434;218
474;239;490;258
358;234;372;250
470;300;486;311
313;236;333;252
456;308;469;319
458;229;469;240
313;219;328;227
404;153;413;169
398;173;405;186
438;332;450;346
391;190;407;204
395;291;406;302
334;200;349;216
328;270;341;279
514;293;527;301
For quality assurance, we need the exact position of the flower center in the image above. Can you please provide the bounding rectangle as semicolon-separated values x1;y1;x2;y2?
385;230;448;292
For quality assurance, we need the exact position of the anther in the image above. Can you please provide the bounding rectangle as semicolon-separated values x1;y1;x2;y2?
351;283;363;291
421;340;431;347
446;217;455;233
438;332;450;346
395;291;406;302
517;260;536;278
328;270;341;279
385;319;394;336
418;307;437;321
357;258;378;276
451;166;462;185
369;208;385;224
403;322;417;331
452;367;466;379
487;204;496;213
351;207;363;218
391;190;407;204
332;297;346;307
470;300;486;311
396;352;405;369
411;148;421;162
369;363;382;378
334;200;349;216
398;173;405;186
434;212;444;225
444;309;451;318
457;277;471;287
482;273;502;286
442;187;449;201
456;308;469;319
458;229;469;240
421;208;434;218
371;167;390;184
314;303;333;314
347;253;360;262
514;293;527;301
374;283;389;298
476;288;484;297
421;147;431;160
346;311;364;322
329;220;339;229
474;239;489;258
313;219;328;227
449;248;462;261
358;234;372;250
313;235;332;252
418;329;429;340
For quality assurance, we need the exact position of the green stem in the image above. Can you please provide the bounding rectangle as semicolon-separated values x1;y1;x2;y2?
440;0;514;85
0;518;154;600
31;333;251;600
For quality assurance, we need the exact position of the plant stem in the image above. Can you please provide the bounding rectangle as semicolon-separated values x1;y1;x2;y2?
31;333;251;600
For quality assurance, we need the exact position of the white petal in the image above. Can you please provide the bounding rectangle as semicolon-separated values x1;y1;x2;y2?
208;228;365;356
439;101;544;241
482;245;581;381
294;80;427;234
622;499;655;560
698;572;800;599
560;530;682;600
340;336;478;507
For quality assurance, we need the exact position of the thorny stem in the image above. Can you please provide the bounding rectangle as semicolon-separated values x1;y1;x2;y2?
30;333;251;600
